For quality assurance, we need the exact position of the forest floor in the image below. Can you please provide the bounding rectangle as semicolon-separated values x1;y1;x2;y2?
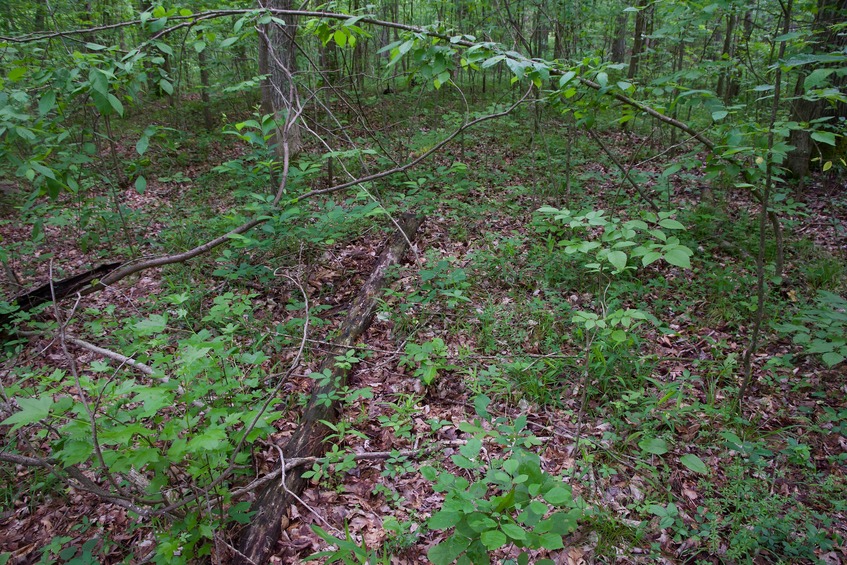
1;89;846;564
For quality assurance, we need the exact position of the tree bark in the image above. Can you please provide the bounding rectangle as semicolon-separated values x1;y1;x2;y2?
235;214;423;565
627;0;648;79
787;0;847;179
610;12;627;64
259;0;302;157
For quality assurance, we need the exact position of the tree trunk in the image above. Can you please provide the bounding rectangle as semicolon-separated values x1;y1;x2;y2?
611;12;627;63
259;0;302;157
235;215;423;565
787;0;847;179
716;12;738;103
627;0;648;79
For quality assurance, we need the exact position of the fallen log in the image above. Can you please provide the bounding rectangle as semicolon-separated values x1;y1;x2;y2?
236;214;422;565
0;262;123;338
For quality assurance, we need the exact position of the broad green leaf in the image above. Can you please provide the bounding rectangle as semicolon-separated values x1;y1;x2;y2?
538;532;565;550
639;437;669;455
664;248;691;268
159;79;174;95
136;134;150;155
480;529;507;550
610;329;628;343
107;93;124;116
185;426;227;453
134;314;167;335
38;90;56;116
559;70;576;87
607;250;627;271
543;486;572;506
822;351;845;367
658;219;685;230
135;176;147;194
428;536;471;565
811;131;836;146
1;396;53;430
8;66;26;81
500;522;527;540
193;40;206;53
804;68;835;89
429;510;461;530
334;29;347;48
680;453;709;474
711;110;728;121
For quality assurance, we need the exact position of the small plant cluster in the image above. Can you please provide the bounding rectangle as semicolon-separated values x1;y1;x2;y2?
423;396;585;564
535;207;694;273
774;290;847;367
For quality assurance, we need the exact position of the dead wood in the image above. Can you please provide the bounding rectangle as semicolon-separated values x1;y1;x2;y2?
235;214;422;565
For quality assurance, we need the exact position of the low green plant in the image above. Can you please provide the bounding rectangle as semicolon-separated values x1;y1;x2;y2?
774;291;847;367
421;396;585;564
305;524;388;564
400;338;449;386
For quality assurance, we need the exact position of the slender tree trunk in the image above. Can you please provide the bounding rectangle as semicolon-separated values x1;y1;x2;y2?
627;0;648;79
197;39;213;132
259;0;302;157
716;12;738;103
787;0;847;179
611;12;627;63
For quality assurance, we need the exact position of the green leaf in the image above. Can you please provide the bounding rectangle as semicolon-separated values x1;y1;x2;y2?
1;396;53;430
428;536;471;565
679;453;709;474
607;250;627;271
543;486;572;506
38;90;56;116
711;110;728;121
429;510;461;530
804;68;835;89
538;532;565;550
639;437;669;455
136;135;150;155
107;93;124;116
185;426;227;453
193;40;206;53
135;176;147;194
134;314;167;336
822;351;844;367
811;131;836;146
500;522;527;541
159;79;174;95
663;248;691;269
658;219;685;230
480;529;507;550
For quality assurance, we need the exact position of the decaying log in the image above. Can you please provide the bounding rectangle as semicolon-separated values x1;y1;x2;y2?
0;262;123;336
236;214;422;565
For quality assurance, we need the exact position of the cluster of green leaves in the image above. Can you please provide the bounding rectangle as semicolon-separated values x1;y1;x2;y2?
536;207;694;273
423;396;585;564
774;291;847;367
400;337;449;386
1;291;284;563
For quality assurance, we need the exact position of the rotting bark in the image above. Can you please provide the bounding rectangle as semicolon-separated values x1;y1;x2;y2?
0;262;123;336
235;214;422;565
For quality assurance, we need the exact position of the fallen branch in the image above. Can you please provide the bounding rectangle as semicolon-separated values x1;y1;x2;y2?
66;335;154;375
236;213;422;565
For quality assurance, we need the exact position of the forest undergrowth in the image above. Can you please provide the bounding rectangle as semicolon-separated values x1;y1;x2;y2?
1;86;846;564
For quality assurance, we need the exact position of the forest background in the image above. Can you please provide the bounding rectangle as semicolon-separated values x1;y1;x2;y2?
0;0;846;563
